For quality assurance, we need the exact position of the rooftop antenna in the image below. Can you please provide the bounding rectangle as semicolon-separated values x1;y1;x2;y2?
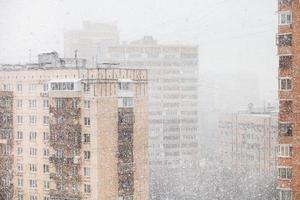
74;49;80;78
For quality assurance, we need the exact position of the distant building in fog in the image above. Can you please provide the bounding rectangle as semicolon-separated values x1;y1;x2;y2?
101;36;199;171
218;105;277;175
64;21;119;65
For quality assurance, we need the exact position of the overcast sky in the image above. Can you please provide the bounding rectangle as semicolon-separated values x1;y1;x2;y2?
0;0;278;105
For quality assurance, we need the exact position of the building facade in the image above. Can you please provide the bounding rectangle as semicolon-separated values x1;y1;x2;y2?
102;36;199;171
0;52;149;200
64;21;119;65
277;0;300;199
219;107;277;175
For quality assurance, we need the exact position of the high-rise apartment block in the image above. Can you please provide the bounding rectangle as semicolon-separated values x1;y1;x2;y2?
277;0;300;199
101;36;199;170
0;52;149;200
219;106;277;175
64;21;119;65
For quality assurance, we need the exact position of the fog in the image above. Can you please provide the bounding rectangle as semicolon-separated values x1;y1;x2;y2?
0;0;279;199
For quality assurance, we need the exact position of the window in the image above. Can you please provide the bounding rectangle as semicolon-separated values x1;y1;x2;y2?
3;84;11;91
17;131;23;140
83;133;91;143
29;115;37;124
119;82;130;90
43;100;49;108
56;99;64;109
280;100;292;114
118;97;134;108
279;55;292;68
29;179;37;189
43;148;49;157
43;116;49;125
279;11;292;26
279;122;293;136
29;164;37;173
17;163;23;172
17;178;23;187
29;132;37;141
43;164;49;173
279;78;292;90
44;181;50;190
17;116;23;124
84;100;90;109
17;100;23;108
18;194;24;200
84;117;91;126
51;82;74;91
43;83;48;91
29;84;37;92
278;189;292;200
84;167;91;177
84;184;91;193
17;147;23;156
30;196;37;200
43;132;49;141
56;149;64;158
17;84;22;92
84;151;91;160
29;100;37;108
83;83;90;92
30;148;37;157
278;167;292;179
44;196;50;200
279;0;291;4
277;34;292;47
278;144;292;157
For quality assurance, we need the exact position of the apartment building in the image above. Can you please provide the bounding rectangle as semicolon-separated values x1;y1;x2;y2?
0;52;149;200
218;106;277;175
64;21;119;65
100;36;199;171
277;0;300;200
